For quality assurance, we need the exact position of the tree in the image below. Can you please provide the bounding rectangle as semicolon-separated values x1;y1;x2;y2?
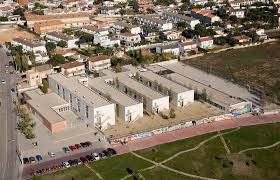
229;15;238;24
214;37;226;45
15;53;22;71
120;9;127;16
40;79;49;94
120;27;130;33
194;24;208;37
13;7;25;16
201;88;208;101
47;54;65;66
45;42;56;52
169;108;176;118
57;40;67;48
115;63;122;73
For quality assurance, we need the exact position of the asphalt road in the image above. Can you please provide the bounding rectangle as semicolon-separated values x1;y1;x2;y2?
0;47;20;180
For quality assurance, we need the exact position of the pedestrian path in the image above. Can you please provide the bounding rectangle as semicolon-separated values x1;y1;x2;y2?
0;160;17;168
113;114;280;155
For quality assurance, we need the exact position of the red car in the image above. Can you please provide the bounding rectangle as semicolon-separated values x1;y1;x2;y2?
80;156;88;163
69;145;76;151
85;141;93;147
75;144;82;149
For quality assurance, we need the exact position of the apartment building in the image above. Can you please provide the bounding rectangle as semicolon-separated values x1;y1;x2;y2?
88;55;111;72
191;9;220;24
137;16;173;31
11;38;47;54
60;61;86;77
45;32;79;48
161;12;200;29
88;77;143;122
116;32;141;46
48;73;116;130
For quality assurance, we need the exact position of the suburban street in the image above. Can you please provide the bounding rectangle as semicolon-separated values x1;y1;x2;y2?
0;47;20;180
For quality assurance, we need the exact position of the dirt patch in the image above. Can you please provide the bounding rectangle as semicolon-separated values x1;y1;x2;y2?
0;25;35;44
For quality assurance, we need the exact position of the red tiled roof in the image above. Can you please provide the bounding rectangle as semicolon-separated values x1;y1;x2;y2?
60;61;84;69
89;55;111;62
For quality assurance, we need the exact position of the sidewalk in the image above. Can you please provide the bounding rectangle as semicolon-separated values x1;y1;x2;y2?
113;114;280;154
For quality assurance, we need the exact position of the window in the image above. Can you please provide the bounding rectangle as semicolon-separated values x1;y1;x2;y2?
86;105;89;118
77;99;80;112
70;94;72;103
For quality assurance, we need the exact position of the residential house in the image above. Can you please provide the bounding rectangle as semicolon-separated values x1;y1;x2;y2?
178;39;197;54
137;16;173;31
233;35;252;44
111;21;142;34
88;55;111;72
34;20;65;35
11;38;47;54
163;30;181;40
229;8;245;18
194;36;214;49
161;11;200;29
60;61;86;77
116;32;141;46
156;43;180;56
45;32;79;48
134;0;154;11
81;25;109;36
191;9;220;24
100;6;120;15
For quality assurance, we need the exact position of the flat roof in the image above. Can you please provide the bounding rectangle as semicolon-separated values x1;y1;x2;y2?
138;70;191;93
88;77;141;107
161;62;257;102
12;38;44;48
46;32;78;41
118;74;167;100
25;90;68;124
48;73;112;108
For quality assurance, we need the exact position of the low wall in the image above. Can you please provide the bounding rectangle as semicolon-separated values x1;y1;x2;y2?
110;113;234;145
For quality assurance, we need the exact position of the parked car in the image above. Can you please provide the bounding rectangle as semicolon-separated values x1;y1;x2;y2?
92;153;100;160
23;158;29;164
85;141;93;147
98;152;107;159
102;150;109;157
29;157;36;164
35;155;43;161
107;148;117;155
80;142;88;148
80;156;88;163
69;145;76;151
75;158;82;165
63;147;70;153
75;144;82;149
68;160;76;166
48;152;55;157
1;80;6;84
86;155;95;162
63;161;70;168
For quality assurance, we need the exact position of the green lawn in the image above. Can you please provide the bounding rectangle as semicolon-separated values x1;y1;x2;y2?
88;153;152;179
187;42;280;103
135;132;215;162
35;122;280;180
223;123;280;153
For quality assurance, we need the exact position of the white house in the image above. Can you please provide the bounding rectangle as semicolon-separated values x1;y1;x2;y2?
45;32;79;48
194;36;214;49
81;25;109;36
88;55;111;72
11;38;47;54
94;33;120;48
161;11;200;29
60;61;86;77
163;30;181;40
156;43;180;56
116;32;141;46
100;6;120;15
178;39;197;53
111;21;142;34
137;16;173;31
229;8;245;18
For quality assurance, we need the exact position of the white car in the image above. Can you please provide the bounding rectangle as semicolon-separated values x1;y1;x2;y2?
63;161;70;168
92;153;100;160
48;152;55;158
1;80;6;84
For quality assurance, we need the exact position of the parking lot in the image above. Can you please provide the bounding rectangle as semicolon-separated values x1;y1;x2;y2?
20;111;109;165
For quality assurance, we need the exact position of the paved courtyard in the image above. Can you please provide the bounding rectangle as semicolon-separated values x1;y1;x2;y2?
20;111;108;162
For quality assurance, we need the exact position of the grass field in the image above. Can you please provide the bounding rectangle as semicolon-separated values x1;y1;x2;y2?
186;42;280;104
33;122;280;180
